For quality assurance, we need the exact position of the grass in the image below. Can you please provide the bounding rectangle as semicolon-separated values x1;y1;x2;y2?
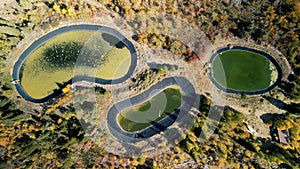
20;30;131;99
211;50;276;91
117;86;182;132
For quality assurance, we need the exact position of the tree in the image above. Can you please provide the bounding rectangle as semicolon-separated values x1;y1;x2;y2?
241;93;247;99
53;3;61;13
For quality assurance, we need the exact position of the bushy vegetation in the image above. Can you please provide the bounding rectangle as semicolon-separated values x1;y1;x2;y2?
176;99;299;168
129;68;168;92
135;33;200;62
0;82;91;168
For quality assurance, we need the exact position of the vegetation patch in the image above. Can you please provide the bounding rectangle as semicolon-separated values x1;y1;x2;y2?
118;86;182;132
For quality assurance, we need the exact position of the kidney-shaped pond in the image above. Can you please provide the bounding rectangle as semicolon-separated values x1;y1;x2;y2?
118;86;182;132
107;77;197;143
209;46;282;94
12;24;137;102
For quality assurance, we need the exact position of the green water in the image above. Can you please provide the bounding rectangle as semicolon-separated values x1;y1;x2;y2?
20;31;131;99
118;87;182;132
211;50;277;92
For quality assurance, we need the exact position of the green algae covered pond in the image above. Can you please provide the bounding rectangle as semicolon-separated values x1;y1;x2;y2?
13;25;137;102
118;86;182;132
210;46;281;94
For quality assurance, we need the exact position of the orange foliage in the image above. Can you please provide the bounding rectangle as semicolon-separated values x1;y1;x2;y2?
296;2;300;14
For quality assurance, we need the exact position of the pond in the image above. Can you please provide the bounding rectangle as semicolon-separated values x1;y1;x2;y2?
106;77;197;143
12;24;137;102
118;86;182;132
209;46;282;94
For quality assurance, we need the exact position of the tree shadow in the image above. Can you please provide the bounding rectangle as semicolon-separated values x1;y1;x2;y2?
43;1;53;8
260;113;284;124
262;95;300;114
147;62;179;71
262;95;286;109
279;74;300;100
55;82;65;89
144;109;180;137
102;33;126;49
95;86;106;94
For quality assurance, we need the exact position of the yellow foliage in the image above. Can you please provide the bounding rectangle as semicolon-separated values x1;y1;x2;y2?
233;163;240;169
29;133;36;139
131;158;139;166
28;124;35;131
66;112;76;120
186;142;195;152
17;97;23;101
45;109;52;114
138;154;147;165
291;140;300;149
61;9;68;15
0;138;9;146
67;7;76;18
204;145;210;151
45;106;56;114
296;3;300;13
173;146;182;153
13;121;21;126
62;84;72;94
49;125;55;131
53;3;61;13
188;132;198;143
245;151;251;157
7;145;12;151
45;152;56;159
57;118;62;124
